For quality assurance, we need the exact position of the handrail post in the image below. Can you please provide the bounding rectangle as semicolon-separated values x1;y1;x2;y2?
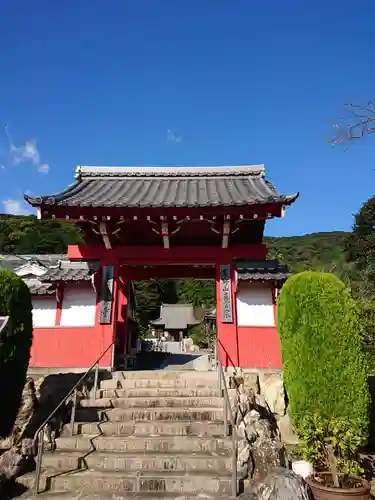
231;422;237;498
70;389;77;437
33;428;44;497
31;341;114;496
93;362;99;400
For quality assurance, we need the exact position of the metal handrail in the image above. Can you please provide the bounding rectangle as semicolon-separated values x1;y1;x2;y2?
217;359;238;498
32;341;114;497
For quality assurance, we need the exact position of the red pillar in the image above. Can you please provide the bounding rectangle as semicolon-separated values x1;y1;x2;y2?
115;266;130;369
216;262;238;369
95;256;121;369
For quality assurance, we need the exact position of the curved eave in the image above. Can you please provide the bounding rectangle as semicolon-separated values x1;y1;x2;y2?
24;181;83;207
284;192;299;206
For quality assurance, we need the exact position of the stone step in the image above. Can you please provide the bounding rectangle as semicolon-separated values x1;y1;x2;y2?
62;420;225;437
94;406;224;422
18;492;231;500
48;470;232;495
100;387;219;398
100;378;218;390
41;450;233;473
55;435;233;454
80;396;223;409
113;370;218;380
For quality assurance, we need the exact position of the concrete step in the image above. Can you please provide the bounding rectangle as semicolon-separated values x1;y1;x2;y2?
41;450;233;473
48;470;232;495
19;492;231;500
80;396;223;409
83;406;225;422
113;370;218;380
100;387;219;398
62;420;225;437
55;435;233;454
100;378;218;390
18;491;231;500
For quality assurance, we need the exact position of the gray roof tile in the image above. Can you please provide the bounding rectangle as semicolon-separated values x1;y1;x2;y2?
43;261;99;281
151;304;200;330
24;165;298;209
235;260;291;282
24;279;56;295
0;254;65;272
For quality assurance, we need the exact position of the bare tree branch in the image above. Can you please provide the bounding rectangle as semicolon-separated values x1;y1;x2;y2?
331;101;375;147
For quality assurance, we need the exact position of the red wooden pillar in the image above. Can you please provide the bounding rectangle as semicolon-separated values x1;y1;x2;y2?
95;256;121;369
216;262;238;369
115;266;130;368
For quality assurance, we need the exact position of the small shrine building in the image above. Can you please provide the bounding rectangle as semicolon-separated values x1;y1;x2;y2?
24;164;297;372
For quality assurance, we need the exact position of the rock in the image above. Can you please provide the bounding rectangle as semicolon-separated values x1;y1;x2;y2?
11;378;38;446
258;373;285;417
243;373;259;394
0;446;29;481
252;437;283;483
278;414;299;446
256;467;310;500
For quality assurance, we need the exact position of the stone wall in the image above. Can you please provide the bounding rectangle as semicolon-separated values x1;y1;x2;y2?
229;370;298;484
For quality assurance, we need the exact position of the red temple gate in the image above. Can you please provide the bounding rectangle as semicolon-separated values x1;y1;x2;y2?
25;165;297;371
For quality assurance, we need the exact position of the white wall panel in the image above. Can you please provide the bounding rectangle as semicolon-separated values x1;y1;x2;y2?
32;299;56;327
236;283;275;327
60;284;96;327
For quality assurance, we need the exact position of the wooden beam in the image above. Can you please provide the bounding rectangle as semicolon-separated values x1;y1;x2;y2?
161;221;170;249
127;266;216;280
67;244;267;263
222;220;230;249
99;221;112;249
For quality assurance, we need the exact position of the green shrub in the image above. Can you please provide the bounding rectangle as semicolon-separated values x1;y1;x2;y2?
277;271;370;471
0;269;33;437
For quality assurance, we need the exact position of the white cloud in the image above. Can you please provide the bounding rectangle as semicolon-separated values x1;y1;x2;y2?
167;129;182;144
3;199;32;215
38;163;49;174
4;126;50;173
10;139;40;166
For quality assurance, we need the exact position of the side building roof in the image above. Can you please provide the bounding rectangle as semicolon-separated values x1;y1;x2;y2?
24;165;298;210
151;304;201;330
234;259;291;283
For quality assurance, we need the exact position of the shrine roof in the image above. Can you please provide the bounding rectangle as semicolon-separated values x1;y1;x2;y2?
235;259;291;282
151;304;200;330
24;165;299;210
43;260;99;281
24;279;55;295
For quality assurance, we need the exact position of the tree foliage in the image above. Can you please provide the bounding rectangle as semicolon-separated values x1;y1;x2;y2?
277;271;369;443
0;269;33;437
0;215;84;254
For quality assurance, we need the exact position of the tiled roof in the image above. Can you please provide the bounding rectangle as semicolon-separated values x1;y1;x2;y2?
24;165;299;209
43;261;100;281
235;260;291;282
24;279;56;295
151;304;200;330
0;254;65;272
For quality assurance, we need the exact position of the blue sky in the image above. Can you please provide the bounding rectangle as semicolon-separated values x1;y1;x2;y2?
0;0;375;237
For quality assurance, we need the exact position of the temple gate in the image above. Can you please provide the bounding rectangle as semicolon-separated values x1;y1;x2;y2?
25;165;297;371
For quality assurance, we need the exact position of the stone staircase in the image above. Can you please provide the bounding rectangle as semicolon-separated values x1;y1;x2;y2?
19;370;235;499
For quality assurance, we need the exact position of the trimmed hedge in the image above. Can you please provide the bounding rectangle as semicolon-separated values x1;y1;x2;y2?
277;271;369;438
0;269;33;437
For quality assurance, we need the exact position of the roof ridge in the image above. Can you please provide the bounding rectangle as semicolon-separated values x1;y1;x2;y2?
75;165;265;179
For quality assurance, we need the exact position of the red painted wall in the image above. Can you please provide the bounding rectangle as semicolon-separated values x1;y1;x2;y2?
224;326;282;369
30;326;113;368
218;280;282;370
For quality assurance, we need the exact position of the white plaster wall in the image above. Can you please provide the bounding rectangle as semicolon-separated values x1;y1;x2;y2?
236;282;275;327
60;284;96;327
32;299;56;327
